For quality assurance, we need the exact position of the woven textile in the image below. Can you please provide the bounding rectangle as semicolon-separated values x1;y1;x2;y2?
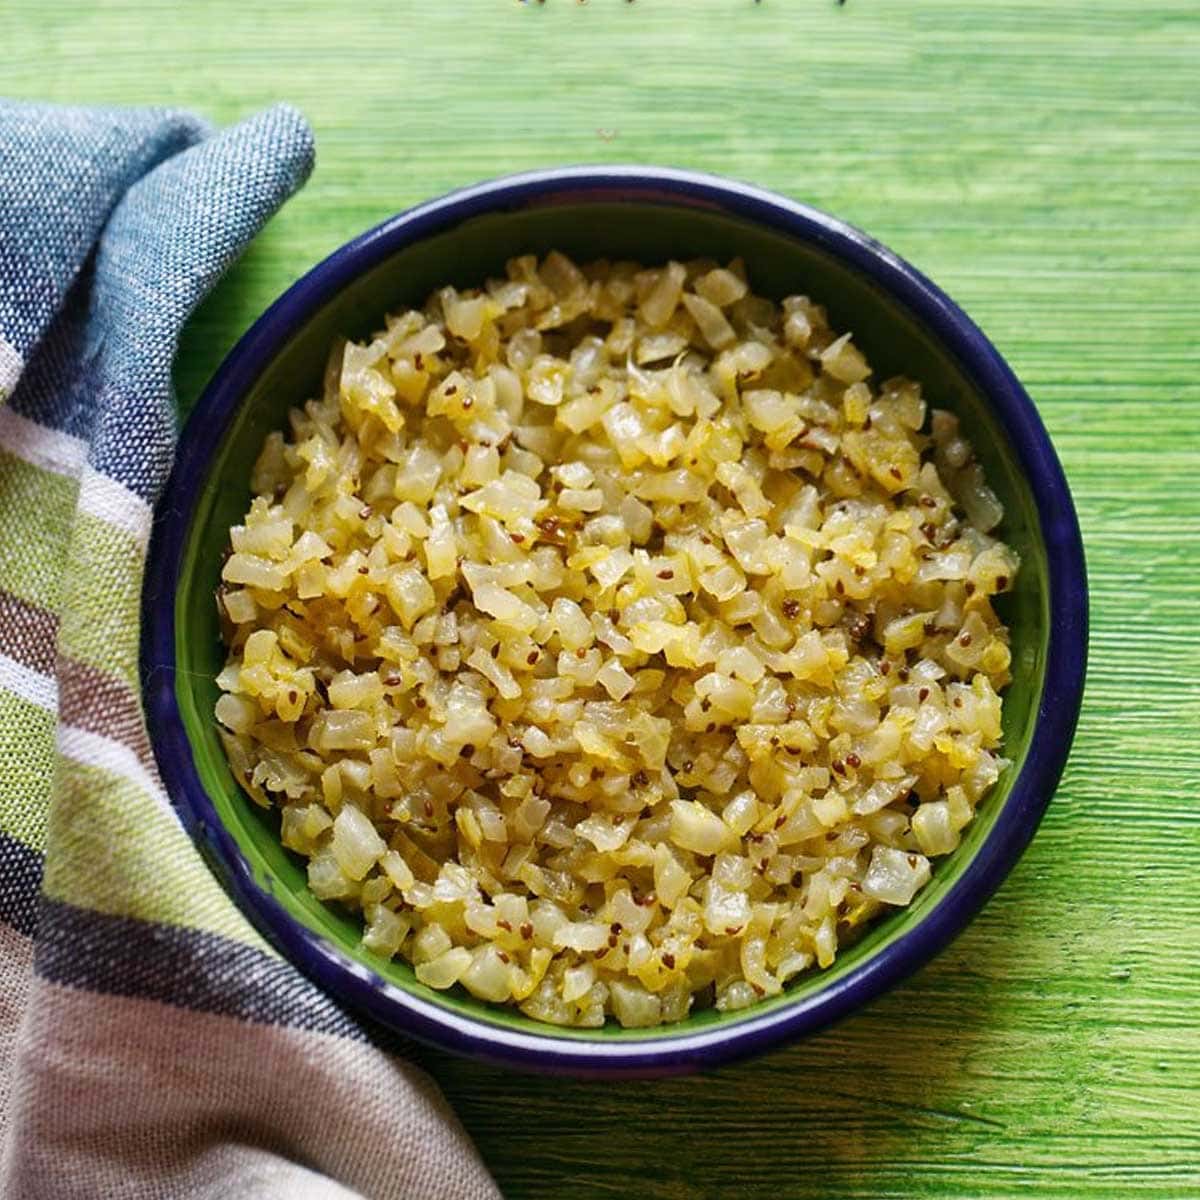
0;100;498;1200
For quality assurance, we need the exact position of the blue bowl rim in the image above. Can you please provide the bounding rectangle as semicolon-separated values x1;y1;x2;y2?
141;164;1088;1077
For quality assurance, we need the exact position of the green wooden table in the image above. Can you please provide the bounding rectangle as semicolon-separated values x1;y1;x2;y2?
11;1;1198;1194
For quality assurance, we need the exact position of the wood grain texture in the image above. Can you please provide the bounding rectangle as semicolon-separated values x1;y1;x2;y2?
8;1;1198;1195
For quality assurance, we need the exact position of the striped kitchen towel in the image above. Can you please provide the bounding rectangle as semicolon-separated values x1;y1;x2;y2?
0;101;498;1200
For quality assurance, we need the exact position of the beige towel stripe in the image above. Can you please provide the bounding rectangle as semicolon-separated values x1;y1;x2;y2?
0;984;501;1200
0;922;35;1134
0;335;20;404
0;650;57;713
0;400;84;477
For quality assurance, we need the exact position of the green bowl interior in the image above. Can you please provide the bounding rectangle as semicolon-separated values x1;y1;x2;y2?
174;202;1048;1042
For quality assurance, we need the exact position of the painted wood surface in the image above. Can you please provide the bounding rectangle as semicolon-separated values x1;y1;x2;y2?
9;1;1198;1195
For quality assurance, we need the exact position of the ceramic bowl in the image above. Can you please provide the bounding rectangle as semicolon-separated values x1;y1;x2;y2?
141;166;1087;1076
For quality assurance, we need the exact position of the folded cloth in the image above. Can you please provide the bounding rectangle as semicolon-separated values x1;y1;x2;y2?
0;101;498;1200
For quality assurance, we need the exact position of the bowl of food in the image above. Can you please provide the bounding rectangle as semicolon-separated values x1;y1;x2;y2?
141;166;1086;1075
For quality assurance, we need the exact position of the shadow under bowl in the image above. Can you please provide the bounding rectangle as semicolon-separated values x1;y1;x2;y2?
141;166;1087;1077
